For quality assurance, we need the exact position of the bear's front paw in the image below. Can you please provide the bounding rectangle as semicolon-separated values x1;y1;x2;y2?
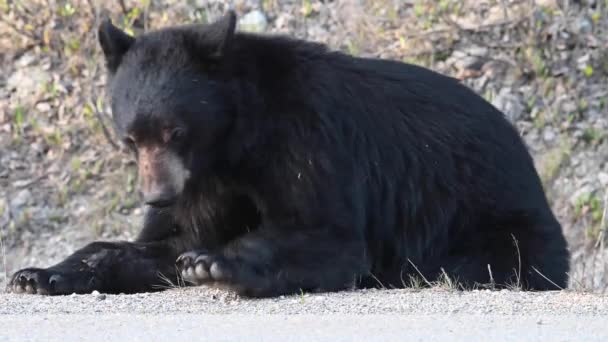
176;250;234;285
7;268;64;295
7;268;96;295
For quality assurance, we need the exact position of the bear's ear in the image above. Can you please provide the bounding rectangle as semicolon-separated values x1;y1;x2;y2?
187;10;237;61
98;19;135;73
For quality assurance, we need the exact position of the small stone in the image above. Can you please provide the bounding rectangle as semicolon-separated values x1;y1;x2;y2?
492;88;525;123
96;294;107;301
562;100;577;114
10;189;31;209
91;290;100;296
12;179;31;188
598;172;608;186
35;102;51;112
7;67;51;102
575;163;589;178
238;10;268;33
15;53;36;68
448;46;488;71
542;127;556;142
569;184;593;206
572;17;593;35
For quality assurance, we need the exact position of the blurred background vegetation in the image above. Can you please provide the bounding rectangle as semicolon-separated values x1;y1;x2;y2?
1;0;608;292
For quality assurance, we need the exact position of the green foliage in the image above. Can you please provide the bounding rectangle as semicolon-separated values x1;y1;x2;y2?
539;141;571;187
301;0;313;17
574;192;605;239
13;106;24;131
126;169;137;194
581;127;606;146
346;40;360;56
58;2;76;17
575;193;602;221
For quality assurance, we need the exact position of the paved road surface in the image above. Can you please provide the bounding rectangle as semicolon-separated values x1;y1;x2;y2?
1;314;607;341
1;287;607;341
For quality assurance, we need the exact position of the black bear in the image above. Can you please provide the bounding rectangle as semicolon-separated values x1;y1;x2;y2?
8;11;569;297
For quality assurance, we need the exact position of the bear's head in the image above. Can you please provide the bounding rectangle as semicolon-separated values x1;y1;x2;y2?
98;11;239;208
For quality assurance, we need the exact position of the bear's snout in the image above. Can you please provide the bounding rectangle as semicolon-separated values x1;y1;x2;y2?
138;146;187;207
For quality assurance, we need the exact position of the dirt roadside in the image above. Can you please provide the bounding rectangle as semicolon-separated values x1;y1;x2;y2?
1;286;607;315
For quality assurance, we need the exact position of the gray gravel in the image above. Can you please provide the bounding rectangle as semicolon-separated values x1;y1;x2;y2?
1;287;608;316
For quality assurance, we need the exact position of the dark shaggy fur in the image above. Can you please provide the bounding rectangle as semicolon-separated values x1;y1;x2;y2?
8;11;569;297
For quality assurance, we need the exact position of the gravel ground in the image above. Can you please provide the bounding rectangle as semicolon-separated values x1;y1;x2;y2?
2;287;608;316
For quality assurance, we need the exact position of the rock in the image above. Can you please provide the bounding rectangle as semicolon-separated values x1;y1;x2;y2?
92;290;107;301
572;17;593;35
491;88;525;123
10;189;32;209
598;172;608;186
15;53;36;68
536;0;558;7
238;10;268;33
448;46;488;71
562;100;578;114
35;102;51;113
542;127;556;143
569;184;593;206
575;163;589;178
577;55;592;75
7;66;51;104
274;13;295;32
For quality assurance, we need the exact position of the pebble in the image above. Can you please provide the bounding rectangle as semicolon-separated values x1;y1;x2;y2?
448;46;488;71
542;127;556;142
238;10;268;33
492;88;525;123
10;189;32;209
572;17;593;35
598;172;608;186
35;102;51;113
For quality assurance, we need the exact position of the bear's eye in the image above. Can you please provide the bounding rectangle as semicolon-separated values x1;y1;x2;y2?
169;128;186;143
